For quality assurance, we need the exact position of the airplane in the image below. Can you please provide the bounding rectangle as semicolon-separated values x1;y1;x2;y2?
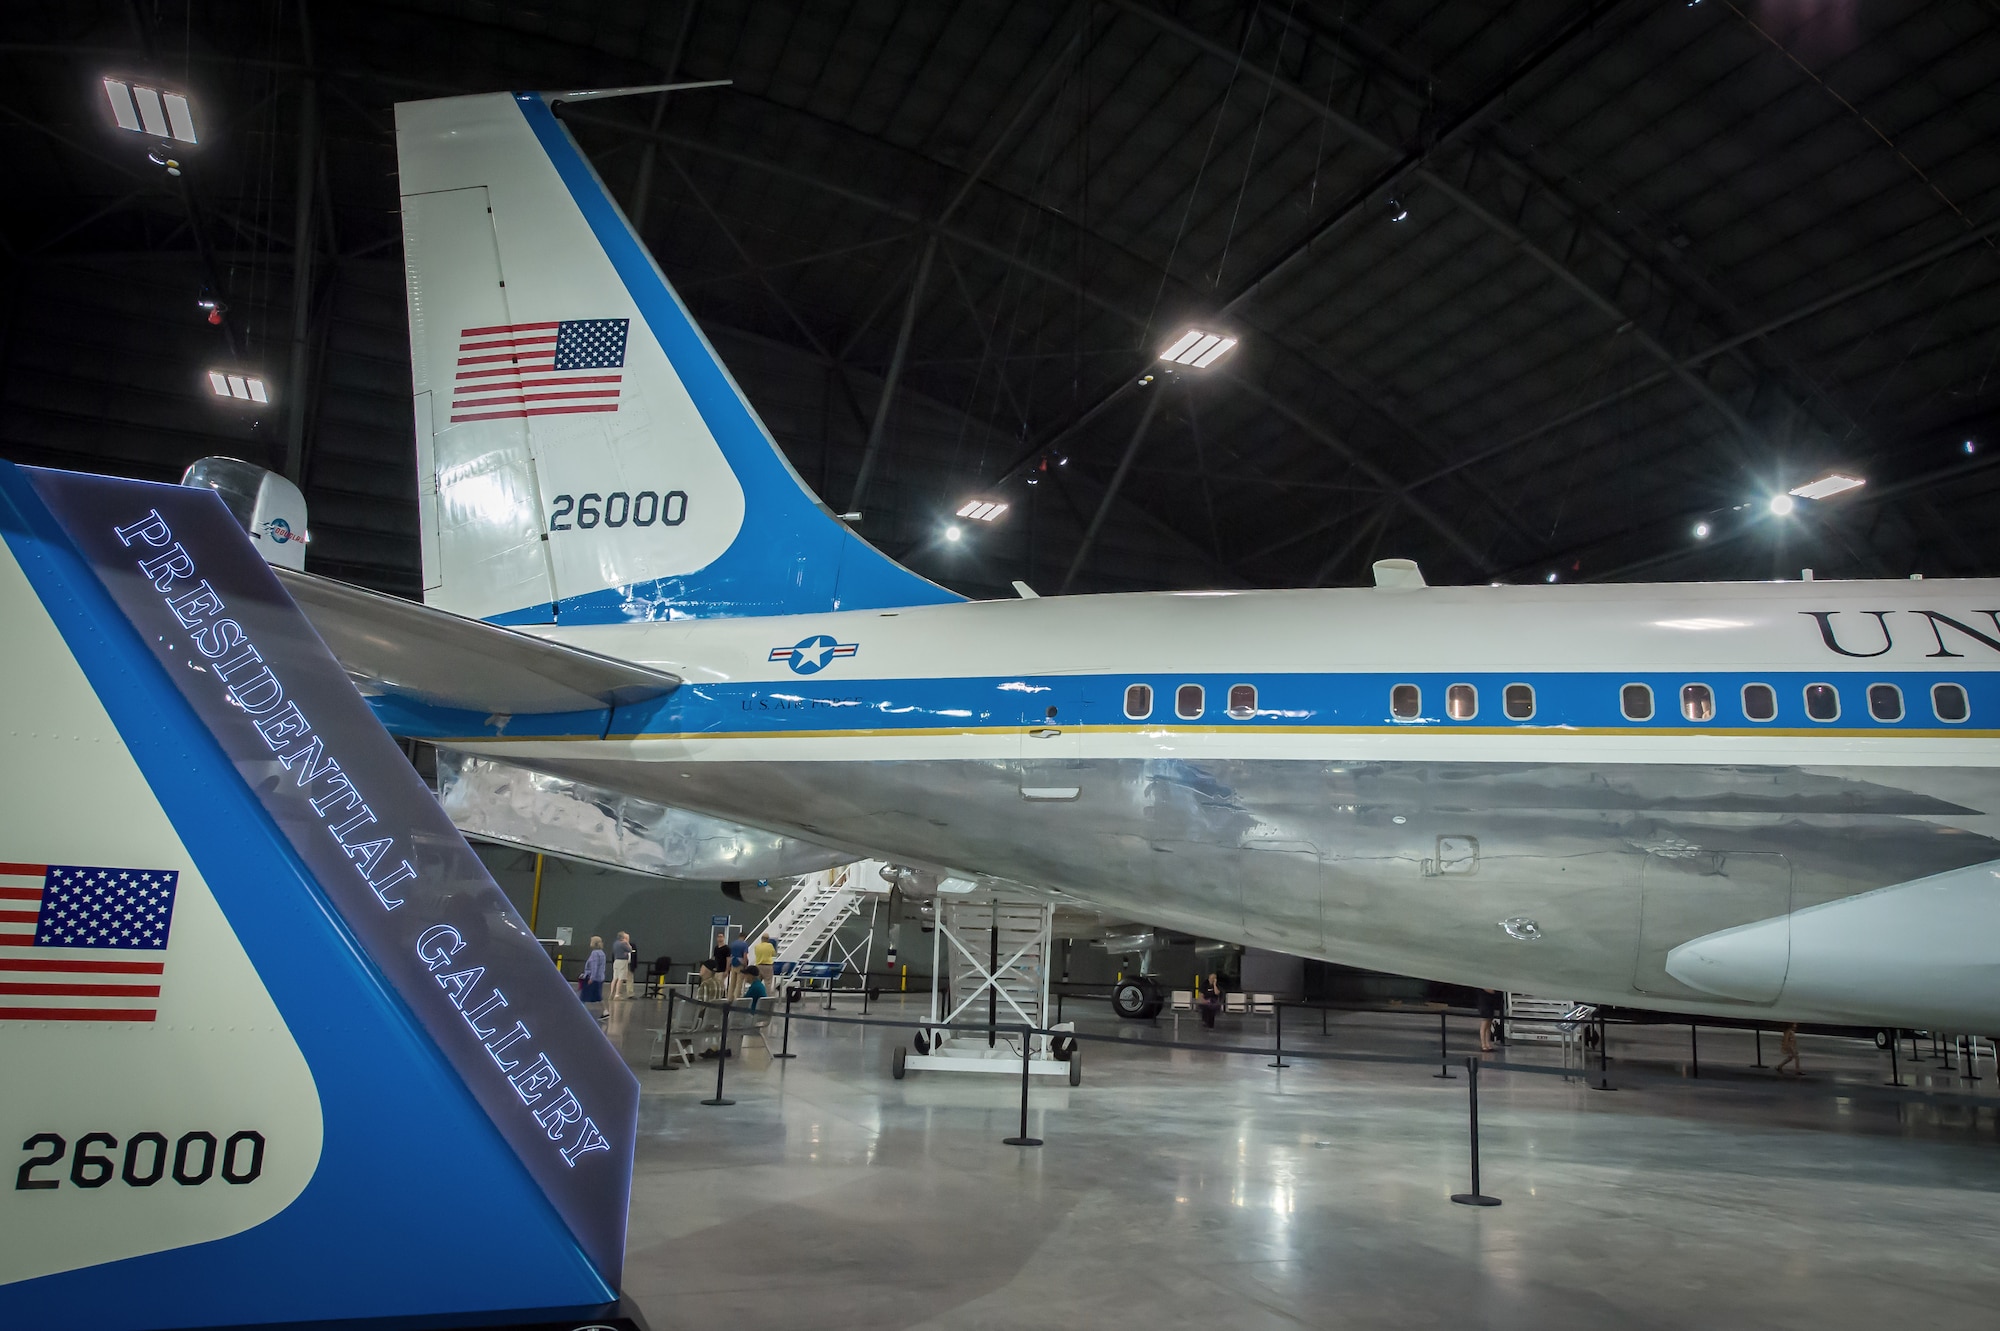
267;88;2000;1037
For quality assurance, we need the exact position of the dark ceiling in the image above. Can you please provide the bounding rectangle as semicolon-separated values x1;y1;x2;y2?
4;0;1998;600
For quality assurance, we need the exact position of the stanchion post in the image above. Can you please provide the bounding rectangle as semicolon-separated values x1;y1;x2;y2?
773;986;796;1060
1450;1056;1500;1207
1004;1023;1043;1146
1965;1036;1983;1083
1887;1030;1905;1088
1435;1011;1455;1079
1593;1013;1614;1091
1269;1002;1290;1069
1752;1026;1765;1068
702;1002;736;1106
1691;1024;1699;1078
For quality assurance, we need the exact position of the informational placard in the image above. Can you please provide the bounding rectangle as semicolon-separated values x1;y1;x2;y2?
0;466;640;1330
775;960;845;980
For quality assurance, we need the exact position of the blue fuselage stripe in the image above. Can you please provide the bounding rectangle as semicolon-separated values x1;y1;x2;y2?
374;669;1998;741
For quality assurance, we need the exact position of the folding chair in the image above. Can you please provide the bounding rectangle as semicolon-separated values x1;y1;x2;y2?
1170;990;1194;1038
650;997;701;1069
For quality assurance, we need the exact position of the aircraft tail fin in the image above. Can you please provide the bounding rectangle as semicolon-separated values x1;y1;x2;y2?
395;91;961;624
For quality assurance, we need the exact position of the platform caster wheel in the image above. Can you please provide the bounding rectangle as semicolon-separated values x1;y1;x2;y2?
892;1045;907;1080
1112;977;1163;1020
867;986;882;1002
1068;1050;1082;1086
786;985;804;1005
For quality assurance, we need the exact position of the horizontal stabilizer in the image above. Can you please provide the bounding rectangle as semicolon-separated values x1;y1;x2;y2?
277;567;677;714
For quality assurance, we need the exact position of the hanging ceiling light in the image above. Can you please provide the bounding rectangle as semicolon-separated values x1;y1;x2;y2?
955;499;1009;522
1159;329;1238;369
207;370;269;404
103;77;197;144
1387;198;1409;222
1788;473;1865;501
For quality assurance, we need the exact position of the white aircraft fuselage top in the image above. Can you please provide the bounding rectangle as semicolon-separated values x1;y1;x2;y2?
467;577;2000;766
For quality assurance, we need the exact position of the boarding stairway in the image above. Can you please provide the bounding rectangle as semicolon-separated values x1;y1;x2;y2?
1505;994;1587;1043
1507;994;1597;1067
750;860;892;974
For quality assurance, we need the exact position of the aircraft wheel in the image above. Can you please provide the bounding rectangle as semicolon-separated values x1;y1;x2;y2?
1068;1049;1083;1086
892;1045;907;1080
1112;977;1163;1020
1874;1028;1893;1050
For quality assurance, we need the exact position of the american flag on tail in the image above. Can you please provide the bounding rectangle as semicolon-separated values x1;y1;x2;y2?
451;318;630;423
0;863;179;1023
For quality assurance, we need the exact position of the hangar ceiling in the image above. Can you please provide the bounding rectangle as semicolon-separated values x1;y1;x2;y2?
2;0;1997;600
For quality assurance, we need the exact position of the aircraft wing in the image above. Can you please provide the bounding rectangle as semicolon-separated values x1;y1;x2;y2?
275;567;678;715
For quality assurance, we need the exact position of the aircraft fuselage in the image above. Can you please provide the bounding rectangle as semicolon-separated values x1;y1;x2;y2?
411;578;2000;1030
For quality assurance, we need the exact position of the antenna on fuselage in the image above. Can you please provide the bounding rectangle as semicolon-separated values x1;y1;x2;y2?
1372;558;1427;590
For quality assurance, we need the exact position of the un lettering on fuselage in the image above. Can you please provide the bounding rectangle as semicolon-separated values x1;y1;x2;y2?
1806;609;2000;659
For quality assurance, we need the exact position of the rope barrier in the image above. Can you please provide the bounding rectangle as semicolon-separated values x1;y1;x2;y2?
652;994;2000;1108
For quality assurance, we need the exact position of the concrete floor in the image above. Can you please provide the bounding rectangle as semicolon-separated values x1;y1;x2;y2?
601;995;2000;1330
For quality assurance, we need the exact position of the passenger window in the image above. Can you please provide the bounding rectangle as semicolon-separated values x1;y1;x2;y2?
1742;683;1777;722
1446;684;1477;720
1503;683;1535;720
1867;683;1903;723
1176;684;1204;720
1680;683;1715;722
1390;683;1421;720
1804;683;1840;722
1620;683;1653;721
1124;683;1152;720
1226;684;1257;719
1933;682;1969;723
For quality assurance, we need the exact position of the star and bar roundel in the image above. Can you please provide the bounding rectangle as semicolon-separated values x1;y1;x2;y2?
0;862;180;1022
769;635;859;675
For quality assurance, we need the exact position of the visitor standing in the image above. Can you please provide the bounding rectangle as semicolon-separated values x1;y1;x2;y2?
610;931;634;1000
580;936;607;1009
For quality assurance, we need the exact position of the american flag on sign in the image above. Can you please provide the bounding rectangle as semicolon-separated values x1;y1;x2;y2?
450;318;630;423
0;863;178;1023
